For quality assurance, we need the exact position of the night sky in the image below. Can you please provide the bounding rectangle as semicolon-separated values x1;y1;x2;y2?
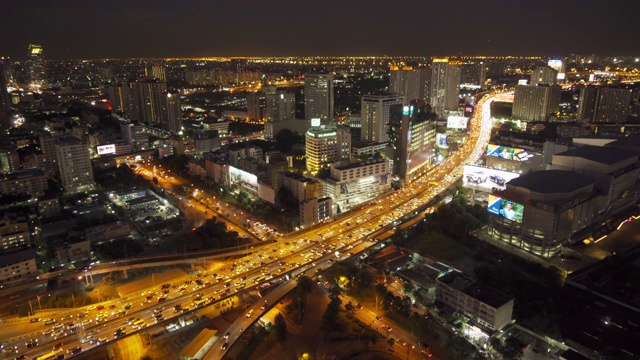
1;0;639;60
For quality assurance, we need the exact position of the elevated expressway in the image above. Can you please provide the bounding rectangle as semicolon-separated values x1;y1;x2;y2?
1;93;498;359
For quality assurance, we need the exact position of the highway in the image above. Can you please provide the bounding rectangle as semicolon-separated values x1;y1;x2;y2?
0;92;499;360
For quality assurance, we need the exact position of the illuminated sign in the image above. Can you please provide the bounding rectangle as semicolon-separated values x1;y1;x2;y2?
31;48;42;55
311;118;321;127
488;195;524;223
436;133;448;148
97;144;116;155
486;144;534;162
462;165;520;191
229;166;258;194
402;105;414;116
447;116;469;129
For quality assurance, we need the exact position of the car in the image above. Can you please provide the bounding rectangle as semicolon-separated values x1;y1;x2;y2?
53;342;64;350
221;342;229;350
419;342;431;350
123;304;133;310
466;171;487;184
60;314;74;321
113;327;127;338
246;310;254;318
44;318;56;325
375;316;382;321
96;305;105;310
25;339;38;348
173;305;183;313
157;297;166;303
489;174;506;186
52;330;66;339
68;346;82;355
30;318;41;323
15;355;28;360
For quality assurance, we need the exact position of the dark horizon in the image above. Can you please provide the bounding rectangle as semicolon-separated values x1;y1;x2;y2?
1;0;639;60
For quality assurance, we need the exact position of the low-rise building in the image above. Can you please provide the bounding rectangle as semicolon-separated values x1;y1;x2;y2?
436;271;514;331
300;197;332;229
282;172;323;202
0;168;47;198
0;248;38;284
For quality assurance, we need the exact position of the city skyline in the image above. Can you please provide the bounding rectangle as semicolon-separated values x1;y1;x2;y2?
1;0;639;59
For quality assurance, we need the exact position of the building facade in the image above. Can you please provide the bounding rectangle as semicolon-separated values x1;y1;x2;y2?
305;125;351;174
55;135;95;194
360;94;404;143
512;84;561;121
304;73;334;122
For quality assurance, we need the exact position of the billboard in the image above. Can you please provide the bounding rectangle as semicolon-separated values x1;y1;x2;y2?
447;116;469;129
436;133;448;148
488;195;524;223
229;166;258;194
462;165;520;191
97;144;116;155
486;144;534;162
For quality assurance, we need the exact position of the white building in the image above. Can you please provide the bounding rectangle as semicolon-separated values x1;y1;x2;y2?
55;135;95;194
360;94;404;143
321;158;391;213
305;125;351;174
300;197;332;229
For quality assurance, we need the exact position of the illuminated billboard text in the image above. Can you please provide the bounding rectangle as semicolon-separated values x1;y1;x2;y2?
447;116;469;129
97;144;116;155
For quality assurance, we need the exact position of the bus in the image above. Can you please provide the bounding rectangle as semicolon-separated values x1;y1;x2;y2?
36;351;60;360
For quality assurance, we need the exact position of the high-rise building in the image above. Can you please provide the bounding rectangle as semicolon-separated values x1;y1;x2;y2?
0;58;11;130
530;66;558;86
305;125;351;174
146;63;166;81
389;66;429;103
120;122;149;151
387;100;436;183
577;86;632;123
547;58;565;80
246;91;265;122
265;85;296;123
444;63;461;111
26;44;45;89
512;84;561;121
127;79;182;134
0;145;20;173
460;61;486;87
430;58;449;116
360;94;404;143
38;132;58;178
55;135;94;193
162;91;182;134
304;73;333;122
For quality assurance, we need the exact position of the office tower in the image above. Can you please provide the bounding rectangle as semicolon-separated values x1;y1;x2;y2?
0;58;10;130
460;61;486;86
38;132;58;177
162;91;182;134
547;58;565;80
360;94;404;143
444;63;461;111
387;100;436;183
26;44;45;89
246;91;264;122
530;66;558;86
132;79;166;124
55;135;94;193
512;84;561;121
389;66;429;103
577;87;632;123
146;63;166;81
265;85;295;123
304;73;334;122
305;125;351;173
430;58;448;115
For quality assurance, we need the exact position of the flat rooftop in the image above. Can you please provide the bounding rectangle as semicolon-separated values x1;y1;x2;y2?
507;170;593;194
556;145;638;165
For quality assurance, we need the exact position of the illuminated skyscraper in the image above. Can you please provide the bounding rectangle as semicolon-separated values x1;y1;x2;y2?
460;61;486;87
265;85;295;123
513;84;561;121
26;44;45;89
389;66;429;103
430;58;449;116
444;62;461;111
547;58;565;80
146;63;166;81
305;125;351;173
577;86;632;123
304;73;333;122
360;94;404;143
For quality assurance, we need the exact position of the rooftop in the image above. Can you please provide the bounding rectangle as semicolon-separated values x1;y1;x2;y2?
556;145;637;165
507;170;593;194
438;272;513;309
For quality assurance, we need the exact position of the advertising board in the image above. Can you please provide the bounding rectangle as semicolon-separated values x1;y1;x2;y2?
447;116;469;129
486;144;534;162
97;144;116;155
487;195;524;223
462;165;520;191
436;133;448;148
229;166;258;193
